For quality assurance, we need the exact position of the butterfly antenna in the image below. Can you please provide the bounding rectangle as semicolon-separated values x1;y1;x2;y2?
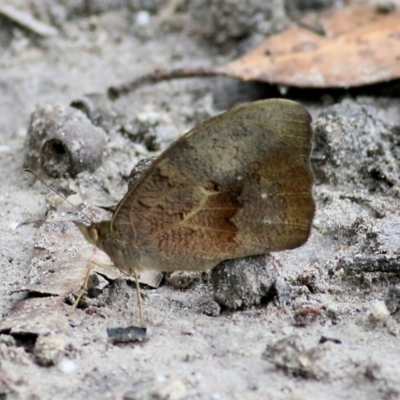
25;169;93;225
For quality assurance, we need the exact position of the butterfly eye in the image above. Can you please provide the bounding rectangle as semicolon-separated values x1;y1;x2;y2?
73;221;98;245
89;228;98;243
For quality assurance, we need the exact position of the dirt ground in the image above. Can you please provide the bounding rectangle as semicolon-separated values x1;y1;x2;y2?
1;1;400;399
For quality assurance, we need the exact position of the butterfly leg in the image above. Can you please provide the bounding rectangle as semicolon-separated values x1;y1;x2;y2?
134;269;146;328
74;260;146;327
92;261;146;328
68;259;114;315
68;259;94;315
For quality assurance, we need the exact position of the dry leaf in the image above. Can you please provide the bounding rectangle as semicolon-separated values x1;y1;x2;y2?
22;212;97;297
0;210;98;335
1;204;162;334
218;4;400;87
23;205;162;296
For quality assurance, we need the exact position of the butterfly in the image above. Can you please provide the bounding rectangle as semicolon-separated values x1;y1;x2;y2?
74;98;315;326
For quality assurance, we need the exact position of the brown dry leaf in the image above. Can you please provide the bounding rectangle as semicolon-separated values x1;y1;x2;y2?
217;4;400;87
313;3;389;37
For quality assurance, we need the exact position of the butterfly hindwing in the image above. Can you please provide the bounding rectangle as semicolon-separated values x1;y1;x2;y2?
111;99;314;271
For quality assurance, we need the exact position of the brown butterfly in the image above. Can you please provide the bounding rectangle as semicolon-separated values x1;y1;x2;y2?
74;99;315;326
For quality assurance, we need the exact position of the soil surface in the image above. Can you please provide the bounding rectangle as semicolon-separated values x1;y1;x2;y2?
1;1;400;400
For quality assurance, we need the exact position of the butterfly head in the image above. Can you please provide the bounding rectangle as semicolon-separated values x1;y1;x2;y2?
73;221;100;245
74;219;137;274
74;219;116;250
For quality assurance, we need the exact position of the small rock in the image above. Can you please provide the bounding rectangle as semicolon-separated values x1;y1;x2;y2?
326;303;340;323
196;298;221;317
212;254;275;309
293;305;321;327
33;334;65;366
153;379;187;400
385;286;400;314
262;335;327;379
368;300;390;326
167;271;201;289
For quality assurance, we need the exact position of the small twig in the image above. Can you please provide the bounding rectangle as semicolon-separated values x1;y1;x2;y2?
108;66;226;100
0;5;57;37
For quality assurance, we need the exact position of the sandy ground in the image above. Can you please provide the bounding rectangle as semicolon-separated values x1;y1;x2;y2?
1;1;400;399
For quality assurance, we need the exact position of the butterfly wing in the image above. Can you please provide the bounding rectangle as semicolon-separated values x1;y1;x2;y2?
112;99;314;271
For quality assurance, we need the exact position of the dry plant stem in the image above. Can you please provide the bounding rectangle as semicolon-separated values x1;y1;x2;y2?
0;5;58;37
108;67;225;99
